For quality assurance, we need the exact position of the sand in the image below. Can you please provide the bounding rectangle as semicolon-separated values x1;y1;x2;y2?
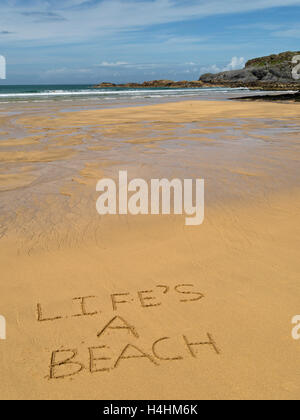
0;100;300;400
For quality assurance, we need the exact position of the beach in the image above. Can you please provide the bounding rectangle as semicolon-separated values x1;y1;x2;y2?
0;97;300;400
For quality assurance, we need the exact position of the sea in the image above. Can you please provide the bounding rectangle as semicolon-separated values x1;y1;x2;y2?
0;84;268;104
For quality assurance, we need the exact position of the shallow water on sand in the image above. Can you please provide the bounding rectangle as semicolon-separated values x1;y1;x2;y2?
0;99;299;227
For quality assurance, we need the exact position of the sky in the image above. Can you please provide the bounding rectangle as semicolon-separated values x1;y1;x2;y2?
0;0;300;84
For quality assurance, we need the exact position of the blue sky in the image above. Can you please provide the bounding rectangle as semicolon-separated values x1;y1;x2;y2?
0;0;300;84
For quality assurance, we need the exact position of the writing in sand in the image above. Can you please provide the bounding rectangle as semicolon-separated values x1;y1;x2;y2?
35;284;221;379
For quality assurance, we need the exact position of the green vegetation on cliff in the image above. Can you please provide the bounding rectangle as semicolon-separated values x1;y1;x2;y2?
245;51;300;68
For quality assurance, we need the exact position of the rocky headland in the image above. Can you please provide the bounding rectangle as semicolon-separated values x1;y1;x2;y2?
199;51;300;90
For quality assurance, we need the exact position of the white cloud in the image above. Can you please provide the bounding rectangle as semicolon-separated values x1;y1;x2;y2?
99;61;129;67
98;61;167;70
200;64;222;73
273;28;300;38
223;56;245;70
1;0;300;44
43;67;93;76
200;56;245;74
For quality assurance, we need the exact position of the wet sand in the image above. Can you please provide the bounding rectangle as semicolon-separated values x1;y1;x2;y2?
0;100;300;400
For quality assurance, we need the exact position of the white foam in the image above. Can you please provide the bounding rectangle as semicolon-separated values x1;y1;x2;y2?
0;87;251;100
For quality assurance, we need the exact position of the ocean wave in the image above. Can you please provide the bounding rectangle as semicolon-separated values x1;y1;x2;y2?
0;87;251;99
0;86;291;103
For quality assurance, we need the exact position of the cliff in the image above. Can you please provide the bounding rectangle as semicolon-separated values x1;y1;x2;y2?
199;51;300;90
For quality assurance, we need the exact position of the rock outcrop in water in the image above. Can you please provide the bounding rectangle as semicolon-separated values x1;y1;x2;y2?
199;51;300;90
94;80;205;89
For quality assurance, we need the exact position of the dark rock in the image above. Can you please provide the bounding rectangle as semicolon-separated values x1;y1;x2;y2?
96;82;117;88
234;91;300;103
199;51;300;90
94;80;205;89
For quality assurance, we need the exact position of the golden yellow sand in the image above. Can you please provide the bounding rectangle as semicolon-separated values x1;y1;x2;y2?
0;100;300;400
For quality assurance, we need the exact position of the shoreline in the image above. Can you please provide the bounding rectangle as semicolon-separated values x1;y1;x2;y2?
0;85;273;106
